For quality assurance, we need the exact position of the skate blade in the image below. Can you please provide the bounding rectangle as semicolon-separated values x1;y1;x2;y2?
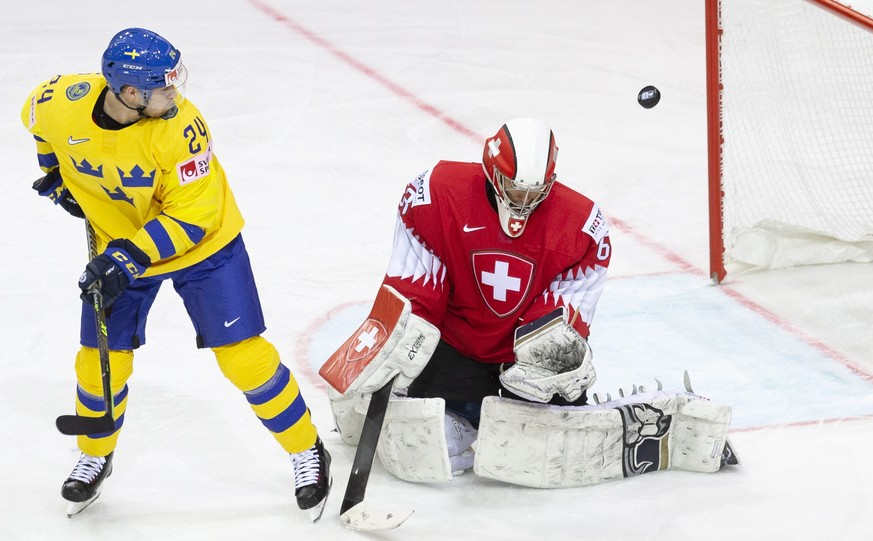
340;501;414;531
308;477;332;523
66;492;101;518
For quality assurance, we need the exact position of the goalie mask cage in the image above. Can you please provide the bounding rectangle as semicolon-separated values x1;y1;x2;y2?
706;0;873;283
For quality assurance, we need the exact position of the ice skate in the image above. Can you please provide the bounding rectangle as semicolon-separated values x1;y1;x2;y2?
291;436;332;522
62;452;113;517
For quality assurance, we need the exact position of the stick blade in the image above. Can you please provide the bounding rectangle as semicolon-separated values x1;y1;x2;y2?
340;502;414;531
56;414;116;436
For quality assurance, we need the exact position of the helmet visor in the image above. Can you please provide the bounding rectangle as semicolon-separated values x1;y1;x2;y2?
138;61;187;117
164;60;188;89
492;167;555;218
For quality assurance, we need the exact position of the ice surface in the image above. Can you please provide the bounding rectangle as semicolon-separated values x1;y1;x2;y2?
1;1;871;539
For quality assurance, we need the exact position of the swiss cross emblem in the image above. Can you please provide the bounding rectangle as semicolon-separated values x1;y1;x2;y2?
508;217;526;234
319;284;407;394
344;319;389;363
471;251;535;317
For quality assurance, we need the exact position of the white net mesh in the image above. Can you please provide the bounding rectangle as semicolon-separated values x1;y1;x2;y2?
719;0;873;271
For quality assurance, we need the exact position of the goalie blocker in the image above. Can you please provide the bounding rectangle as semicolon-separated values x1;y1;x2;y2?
319;285;440;395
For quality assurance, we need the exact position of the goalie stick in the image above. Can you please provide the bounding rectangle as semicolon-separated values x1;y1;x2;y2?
339;379;414;531
55;221;116;436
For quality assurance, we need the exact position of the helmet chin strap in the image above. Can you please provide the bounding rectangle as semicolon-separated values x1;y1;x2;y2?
113;91;148;117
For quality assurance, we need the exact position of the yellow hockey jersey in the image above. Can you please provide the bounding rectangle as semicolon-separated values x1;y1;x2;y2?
21;73;244;276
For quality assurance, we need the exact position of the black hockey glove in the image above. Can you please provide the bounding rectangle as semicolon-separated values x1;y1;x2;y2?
79;239;151;308
32;169;85;219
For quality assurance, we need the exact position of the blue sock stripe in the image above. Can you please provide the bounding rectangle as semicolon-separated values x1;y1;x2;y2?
259;393;307;434
244;364;290;406
76;384;129;413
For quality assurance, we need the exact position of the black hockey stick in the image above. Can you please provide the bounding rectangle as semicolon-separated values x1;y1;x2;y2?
339;378;413;531
340;380;392;514
55;221;116;436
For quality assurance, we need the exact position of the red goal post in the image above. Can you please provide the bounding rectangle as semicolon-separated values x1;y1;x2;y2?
706;0;873;283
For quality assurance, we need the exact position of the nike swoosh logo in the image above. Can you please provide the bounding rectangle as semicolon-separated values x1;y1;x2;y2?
463;224;486;232
68;136;90;145
224;317;241;328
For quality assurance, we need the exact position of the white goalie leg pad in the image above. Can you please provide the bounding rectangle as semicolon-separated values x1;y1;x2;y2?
473;392;732;488
474;396;626;488
376;397;477;483
328;387;371;446
377;397;451;482
328;388;479;462
670;394;733;473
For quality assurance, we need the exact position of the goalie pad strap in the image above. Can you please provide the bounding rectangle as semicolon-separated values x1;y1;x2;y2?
473;392;732;488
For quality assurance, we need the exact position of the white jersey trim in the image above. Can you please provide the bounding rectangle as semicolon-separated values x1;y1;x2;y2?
386;215;446;288
541;263;608;325
399;168;434;216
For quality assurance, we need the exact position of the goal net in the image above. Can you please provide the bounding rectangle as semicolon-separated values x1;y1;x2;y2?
707;0;873;282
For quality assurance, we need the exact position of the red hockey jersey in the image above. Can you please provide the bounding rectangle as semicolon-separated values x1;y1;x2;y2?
382;160;611;364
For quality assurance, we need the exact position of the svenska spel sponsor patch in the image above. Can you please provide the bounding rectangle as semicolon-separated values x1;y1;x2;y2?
176;143;212;185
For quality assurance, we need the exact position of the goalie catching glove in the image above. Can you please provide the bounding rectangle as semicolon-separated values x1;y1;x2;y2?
500;307;595;403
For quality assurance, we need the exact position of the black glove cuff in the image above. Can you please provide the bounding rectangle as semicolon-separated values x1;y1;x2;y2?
32;168;61;194
107;239;152;268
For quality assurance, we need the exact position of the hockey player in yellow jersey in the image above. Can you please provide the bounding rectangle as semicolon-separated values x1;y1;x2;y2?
21;28;331;519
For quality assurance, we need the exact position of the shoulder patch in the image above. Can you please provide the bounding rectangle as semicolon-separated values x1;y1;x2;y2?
65;82;91;101
582;204;609;243
176;142;213;185
399;168;433;215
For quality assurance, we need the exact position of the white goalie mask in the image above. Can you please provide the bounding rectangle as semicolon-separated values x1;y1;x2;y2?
482;118;558;238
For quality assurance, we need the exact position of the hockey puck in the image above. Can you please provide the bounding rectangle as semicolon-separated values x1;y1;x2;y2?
637;85;661;109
